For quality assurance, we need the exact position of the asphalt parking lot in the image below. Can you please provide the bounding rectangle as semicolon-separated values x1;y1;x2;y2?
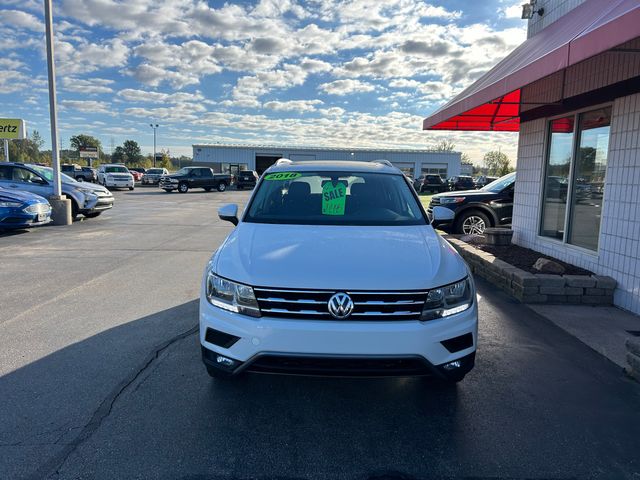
1;187;639;480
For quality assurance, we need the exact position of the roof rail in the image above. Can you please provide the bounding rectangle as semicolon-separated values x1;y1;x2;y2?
370;159;393;167
275;158;293;165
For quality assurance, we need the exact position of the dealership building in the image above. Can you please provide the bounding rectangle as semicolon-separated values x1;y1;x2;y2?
423;0;640;313
192;144;461;179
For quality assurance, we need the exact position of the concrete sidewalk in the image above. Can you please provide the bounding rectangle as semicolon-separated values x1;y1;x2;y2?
528;303;640;373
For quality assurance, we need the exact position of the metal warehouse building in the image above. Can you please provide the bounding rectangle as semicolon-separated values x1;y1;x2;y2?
192;144;461;179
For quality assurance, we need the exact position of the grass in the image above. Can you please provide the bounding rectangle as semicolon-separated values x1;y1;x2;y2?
418;193;434;210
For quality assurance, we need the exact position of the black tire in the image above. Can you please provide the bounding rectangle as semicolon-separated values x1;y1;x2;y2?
84;211;101;218
178;182;189;193
204;187;212;192
454;210;491;235
162;189;172;193
77;176;85;182
129;186;134;191
69;199;79;220
217;182;227;192
237;185;243;190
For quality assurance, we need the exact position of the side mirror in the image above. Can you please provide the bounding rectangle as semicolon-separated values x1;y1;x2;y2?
218;203;239;226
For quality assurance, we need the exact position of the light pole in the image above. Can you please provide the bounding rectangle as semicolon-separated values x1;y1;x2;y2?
150;123;158;167
45;0;71;225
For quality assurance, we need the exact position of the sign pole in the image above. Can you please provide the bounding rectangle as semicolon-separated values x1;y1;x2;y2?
44;0;71;225
3;139;8;163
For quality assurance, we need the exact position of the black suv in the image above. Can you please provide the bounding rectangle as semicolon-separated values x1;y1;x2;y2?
236;170;259;190
447;176;475;191
418;174;446;193
428;172;515;234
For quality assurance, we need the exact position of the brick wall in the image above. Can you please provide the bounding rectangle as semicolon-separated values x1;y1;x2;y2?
512;92;640;314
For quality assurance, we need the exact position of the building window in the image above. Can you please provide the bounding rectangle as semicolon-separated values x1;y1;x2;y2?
540;107;611;251
421;167;447;178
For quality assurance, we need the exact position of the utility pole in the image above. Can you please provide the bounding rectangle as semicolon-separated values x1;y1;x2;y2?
44;0;71;224
150;123;158;167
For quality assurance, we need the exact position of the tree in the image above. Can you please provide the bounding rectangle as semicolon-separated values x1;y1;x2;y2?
432;138;456;152
70;134;101;152
31;130;45;149
483;150;513;176
112;146;128;163
158;149;172;170
122;140;142;163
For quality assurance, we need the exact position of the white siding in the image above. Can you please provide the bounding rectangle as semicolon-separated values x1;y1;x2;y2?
192;145;461;177
527;0;588;38
512;92;640;314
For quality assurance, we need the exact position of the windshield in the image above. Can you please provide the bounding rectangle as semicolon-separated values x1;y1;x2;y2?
147;169;163;174
175;168;194;175
481;172;516;192
245;171;426;226
105;166;129;173
31;165;77;183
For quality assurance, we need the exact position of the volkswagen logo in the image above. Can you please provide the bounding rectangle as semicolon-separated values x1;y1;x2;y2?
327;292;354;319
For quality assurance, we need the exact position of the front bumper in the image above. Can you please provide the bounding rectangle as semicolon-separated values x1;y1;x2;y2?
199;296;477;378
104;178;134;188
0;211;51;229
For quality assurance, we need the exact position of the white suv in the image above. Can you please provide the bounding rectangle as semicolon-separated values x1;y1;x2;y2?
97;164;134;190
200;160;477;382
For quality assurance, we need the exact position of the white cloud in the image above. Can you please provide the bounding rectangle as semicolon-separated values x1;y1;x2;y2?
502;1;525;19
263;99;323;113
318;79;375;96
0;10;42;31
0;70;29;94
117;88;206;104
60;100;114;115
62;77;114;94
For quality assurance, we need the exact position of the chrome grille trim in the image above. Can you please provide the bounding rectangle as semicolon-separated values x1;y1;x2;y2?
254;287;426;321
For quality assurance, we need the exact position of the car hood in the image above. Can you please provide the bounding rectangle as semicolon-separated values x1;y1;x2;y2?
213;223;468;290
64;181;111;195
0;187;48;204
434;189;493;199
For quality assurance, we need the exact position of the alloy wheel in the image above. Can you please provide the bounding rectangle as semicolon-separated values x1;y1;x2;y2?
462;216;486;235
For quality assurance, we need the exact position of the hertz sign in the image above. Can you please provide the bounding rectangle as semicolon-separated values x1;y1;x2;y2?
0;119;26;140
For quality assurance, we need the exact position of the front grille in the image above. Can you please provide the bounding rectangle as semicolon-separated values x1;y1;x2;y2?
246;355;432;376
254;287;426;321
427;196;440;217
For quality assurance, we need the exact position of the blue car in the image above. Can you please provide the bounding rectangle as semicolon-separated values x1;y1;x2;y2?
0;187;52;230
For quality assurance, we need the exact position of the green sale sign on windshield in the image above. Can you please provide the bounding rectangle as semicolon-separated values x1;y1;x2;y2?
322;181;347;216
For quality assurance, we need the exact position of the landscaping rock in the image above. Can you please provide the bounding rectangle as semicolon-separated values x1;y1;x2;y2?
533;257;566;275
592;275;617;289
564;275;596;288
460;234;485;245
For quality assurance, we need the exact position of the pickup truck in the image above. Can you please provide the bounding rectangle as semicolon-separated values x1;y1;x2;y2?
61;164;97;182
158;167;231;193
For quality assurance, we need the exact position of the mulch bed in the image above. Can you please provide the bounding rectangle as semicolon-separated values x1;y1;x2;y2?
471;242;593;276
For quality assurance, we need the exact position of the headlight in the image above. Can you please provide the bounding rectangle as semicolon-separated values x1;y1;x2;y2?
420;277;473;321
24;203;51;213
439;197;465;204
0;201;22;208
206;272;260;318
76;187;96;195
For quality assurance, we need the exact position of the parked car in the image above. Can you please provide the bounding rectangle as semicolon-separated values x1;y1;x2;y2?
159;167;231;193
61;164;96;183
97;164;135;190
80;166;97;183
447;176;476;191
0;163;114;219
474;176;497;189
200;160;477;383
141;168;169;185
236;170;259;189
128;167;146;183
0;186;51;230
419;174;447;193
429;172;515;235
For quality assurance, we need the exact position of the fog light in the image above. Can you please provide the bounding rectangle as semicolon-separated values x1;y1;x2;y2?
442;360;462;370
216;355;235;368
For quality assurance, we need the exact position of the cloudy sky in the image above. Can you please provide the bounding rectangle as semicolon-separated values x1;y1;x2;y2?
0;0;526;162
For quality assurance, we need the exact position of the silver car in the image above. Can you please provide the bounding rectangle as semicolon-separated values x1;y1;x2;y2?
141;168;169;185
0;163;114;219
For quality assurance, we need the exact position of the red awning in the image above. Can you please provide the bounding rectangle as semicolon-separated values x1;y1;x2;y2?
423;0;640;132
